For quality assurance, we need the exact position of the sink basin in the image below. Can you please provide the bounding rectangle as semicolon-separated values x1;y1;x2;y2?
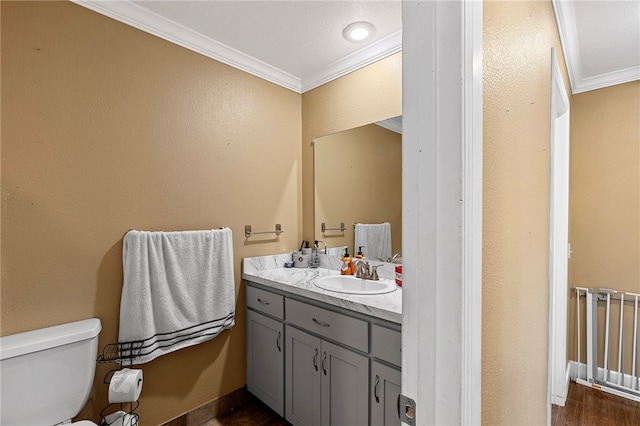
313;275;397;295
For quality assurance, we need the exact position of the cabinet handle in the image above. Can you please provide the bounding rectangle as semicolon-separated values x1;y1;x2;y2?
257;298;270;305
321;351;327;375
312;318;330;327
313;348;319;371
374;374;380;403
276;331;281;352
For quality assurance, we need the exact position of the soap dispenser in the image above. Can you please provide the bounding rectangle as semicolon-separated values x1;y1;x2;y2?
341;248;354;275
309;241;321;268
356;246;365;259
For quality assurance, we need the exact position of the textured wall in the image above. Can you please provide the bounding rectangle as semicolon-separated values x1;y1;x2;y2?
314;123;402;255
301;53;402;242
482;1;570;423
1;2;301;424
569;81;639;293
568;80;640;370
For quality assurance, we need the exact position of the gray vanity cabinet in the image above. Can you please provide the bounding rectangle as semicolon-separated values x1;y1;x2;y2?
371;324;402;425
246;281;400;426
371;361;401;426
285;325;321;425
246;287;285;416
284;296;370;426
285;325;369;426
320;339;369;425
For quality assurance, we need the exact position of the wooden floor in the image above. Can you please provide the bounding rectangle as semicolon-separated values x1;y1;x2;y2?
552;381;640;426
195;381;640;426
200;396;291;426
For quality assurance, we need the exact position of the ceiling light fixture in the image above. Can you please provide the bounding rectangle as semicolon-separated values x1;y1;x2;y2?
343;21;377;43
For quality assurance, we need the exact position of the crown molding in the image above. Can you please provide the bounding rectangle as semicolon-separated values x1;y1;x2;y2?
301;30;403;93
552;0;640;94
71;0;302;92
71;1;402;94
573;65;640;94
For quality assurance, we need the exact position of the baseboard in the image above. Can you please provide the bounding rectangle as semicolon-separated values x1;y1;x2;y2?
551;361;571;406
568;360;640;403
161;386;250;426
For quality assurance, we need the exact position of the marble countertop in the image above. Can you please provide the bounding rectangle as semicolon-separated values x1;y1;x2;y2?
242;254;402;324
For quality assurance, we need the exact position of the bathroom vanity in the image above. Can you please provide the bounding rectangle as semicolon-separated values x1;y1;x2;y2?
243;255;402;426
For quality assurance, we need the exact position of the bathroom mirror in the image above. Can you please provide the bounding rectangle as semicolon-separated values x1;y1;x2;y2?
314;116;402;258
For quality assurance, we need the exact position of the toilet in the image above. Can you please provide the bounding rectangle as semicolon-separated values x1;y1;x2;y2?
0;318;102;426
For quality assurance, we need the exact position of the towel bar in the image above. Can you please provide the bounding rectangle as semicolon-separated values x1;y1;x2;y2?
321;222;346;232
353;222;388;228
245;224;283;237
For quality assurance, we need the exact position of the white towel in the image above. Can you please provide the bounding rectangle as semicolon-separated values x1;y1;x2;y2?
119;228;235;364
354;223;392;262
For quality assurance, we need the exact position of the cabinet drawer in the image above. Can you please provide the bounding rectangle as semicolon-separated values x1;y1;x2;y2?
247;285;284;320
372;325;401;367
286;298;368;353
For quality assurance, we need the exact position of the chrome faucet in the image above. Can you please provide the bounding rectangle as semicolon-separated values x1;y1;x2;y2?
354;259;369;278
353;259;381;280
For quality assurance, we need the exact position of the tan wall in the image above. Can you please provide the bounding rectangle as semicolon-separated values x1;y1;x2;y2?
568;80;640;369
301;53;402;243
314;124;402;256
1;2;301;424
569;81;640;293
482;1;571;423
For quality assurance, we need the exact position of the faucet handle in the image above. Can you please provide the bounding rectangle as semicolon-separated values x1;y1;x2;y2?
370;264;382;281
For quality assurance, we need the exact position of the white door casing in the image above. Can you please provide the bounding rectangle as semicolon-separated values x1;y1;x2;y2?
401;1;483;424
548;47;571;411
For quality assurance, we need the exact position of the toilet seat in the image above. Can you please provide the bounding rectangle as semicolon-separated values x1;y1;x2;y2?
72;421;98;426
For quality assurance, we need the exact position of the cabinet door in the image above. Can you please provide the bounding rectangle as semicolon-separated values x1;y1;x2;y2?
286;326;322;426
246;310;284;416
371;361;401;426
321;340;369;426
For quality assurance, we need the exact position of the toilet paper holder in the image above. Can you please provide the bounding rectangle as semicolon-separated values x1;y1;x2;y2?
99;371;140;426
98;341;143;426
100;404;139;426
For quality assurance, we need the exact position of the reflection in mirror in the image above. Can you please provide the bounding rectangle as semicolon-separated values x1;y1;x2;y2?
314;117;402;259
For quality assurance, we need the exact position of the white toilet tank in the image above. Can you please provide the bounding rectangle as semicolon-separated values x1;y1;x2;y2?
0;318;102;426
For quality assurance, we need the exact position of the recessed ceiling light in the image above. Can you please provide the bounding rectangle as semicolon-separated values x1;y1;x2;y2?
343;22;377;43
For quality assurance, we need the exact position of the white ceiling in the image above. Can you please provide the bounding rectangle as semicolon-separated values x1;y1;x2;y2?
553;0;640;93
73;0;402;93
73;0;638;94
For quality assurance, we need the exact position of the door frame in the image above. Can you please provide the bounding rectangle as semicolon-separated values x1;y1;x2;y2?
547;47;571;410
401;1;483;424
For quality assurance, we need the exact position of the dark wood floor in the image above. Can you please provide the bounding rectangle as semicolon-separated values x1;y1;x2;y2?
552;381;640;426
200;381;640;426
201;396;291;426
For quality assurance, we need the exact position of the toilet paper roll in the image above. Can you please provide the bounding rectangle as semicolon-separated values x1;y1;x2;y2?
103;411;126;425
108;368;143;403
110;413;138;426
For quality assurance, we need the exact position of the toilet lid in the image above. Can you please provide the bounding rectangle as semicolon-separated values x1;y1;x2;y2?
72;421;98;426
